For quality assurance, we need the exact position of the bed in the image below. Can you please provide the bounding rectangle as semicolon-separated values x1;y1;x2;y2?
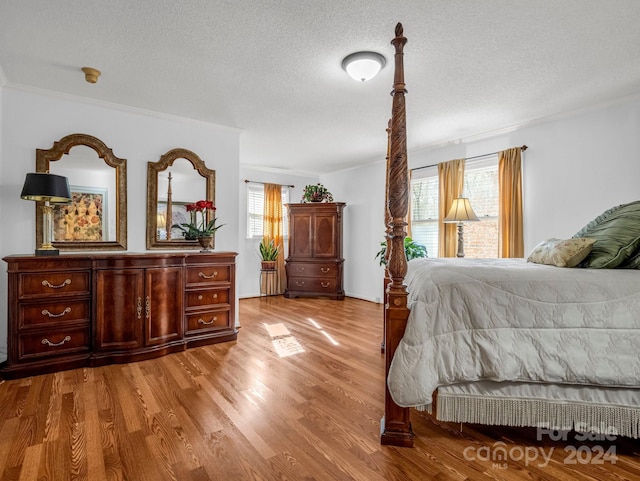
380;24;640;447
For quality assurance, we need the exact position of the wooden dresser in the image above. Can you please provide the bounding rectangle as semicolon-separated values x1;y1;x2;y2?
284;202;345;300
1;252;237;379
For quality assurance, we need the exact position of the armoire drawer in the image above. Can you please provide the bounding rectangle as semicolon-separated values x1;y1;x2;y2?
287;262;338;278
287;277;337;293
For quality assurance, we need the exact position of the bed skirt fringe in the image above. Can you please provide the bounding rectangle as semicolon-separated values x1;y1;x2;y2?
429;393;640;439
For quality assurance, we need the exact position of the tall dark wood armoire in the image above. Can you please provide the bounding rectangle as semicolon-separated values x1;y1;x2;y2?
284;202;345;300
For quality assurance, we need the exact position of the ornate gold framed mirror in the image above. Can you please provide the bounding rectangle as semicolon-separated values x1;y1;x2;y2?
35;133;127;251
146;148;215;249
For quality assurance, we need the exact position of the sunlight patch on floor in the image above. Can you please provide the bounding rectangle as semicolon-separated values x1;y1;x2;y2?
307;317;340;346
263;322;290;338
272;336;305;357
263;322;305;358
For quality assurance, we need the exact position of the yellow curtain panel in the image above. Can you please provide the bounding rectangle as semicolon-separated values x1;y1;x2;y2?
438;158;465;257
498;147;524;258
263;183;286;293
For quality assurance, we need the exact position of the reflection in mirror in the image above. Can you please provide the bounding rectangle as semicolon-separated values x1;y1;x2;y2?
146;149;215;250
36;134;127;251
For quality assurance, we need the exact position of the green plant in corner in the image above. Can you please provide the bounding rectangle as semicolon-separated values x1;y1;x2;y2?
375;236;428;266
258;237;281;261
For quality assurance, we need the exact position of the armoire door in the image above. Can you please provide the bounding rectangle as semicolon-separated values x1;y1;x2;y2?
290;211;313;257
313;211;337;258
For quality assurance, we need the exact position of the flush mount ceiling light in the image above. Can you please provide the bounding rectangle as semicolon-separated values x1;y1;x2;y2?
341;51;386;82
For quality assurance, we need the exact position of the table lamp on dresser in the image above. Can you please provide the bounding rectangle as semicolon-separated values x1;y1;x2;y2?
20;172;72;256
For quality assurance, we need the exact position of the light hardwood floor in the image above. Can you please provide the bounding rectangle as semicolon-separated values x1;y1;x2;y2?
0;296;639;480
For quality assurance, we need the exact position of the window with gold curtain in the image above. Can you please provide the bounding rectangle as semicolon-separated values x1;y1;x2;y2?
498;147;524;258
263;183;286;293
438;158;465;257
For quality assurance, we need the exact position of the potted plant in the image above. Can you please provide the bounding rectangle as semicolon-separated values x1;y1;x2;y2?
172;200;224;251
302;183;333;203
375;236;427;266
258;237;281;270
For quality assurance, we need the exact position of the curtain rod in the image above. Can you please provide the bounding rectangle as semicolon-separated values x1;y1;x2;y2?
411;145;528;172
243;179;295;188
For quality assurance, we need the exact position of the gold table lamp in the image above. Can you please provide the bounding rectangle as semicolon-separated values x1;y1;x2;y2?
443;196;480;258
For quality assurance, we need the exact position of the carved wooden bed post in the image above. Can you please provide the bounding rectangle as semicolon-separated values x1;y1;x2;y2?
381;23;414;447
382;118;392;353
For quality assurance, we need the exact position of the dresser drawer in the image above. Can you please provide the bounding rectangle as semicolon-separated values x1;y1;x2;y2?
185;309;230;334
186;265;230;285
288;277;337;292
19;271;91;299
287;262;338;279
185;288;229;308
18;325;91;360
20;300;90;328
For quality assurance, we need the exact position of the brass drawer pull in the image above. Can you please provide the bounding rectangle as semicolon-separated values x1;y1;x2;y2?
198;293;217;301
42;279;71;289
198;316;217;325
295;281;305;286
321;282;330;288
42;307;71;318
296;267;305;272
199;271;218;279
136;297;142;319
42;335;71;347
145;296;151;319
320;267;330;273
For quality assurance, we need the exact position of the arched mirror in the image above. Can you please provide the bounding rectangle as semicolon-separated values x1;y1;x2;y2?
146;148;215;249
36;133;127;251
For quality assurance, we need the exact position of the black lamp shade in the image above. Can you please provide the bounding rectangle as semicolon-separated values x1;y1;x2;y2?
21;173;72;203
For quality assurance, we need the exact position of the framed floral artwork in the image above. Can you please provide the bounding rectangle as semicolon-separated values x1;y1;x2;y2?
53;186;108;242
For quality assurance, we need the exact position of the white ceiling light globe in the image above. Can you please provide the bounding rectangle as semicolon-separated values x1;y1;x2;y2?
341;52;386;82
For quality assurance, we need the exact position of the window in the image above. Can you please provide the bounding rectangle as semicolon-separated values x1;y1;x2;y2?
463;158;499;258
410;173;439;259
246;183;290;238
410;157;499;258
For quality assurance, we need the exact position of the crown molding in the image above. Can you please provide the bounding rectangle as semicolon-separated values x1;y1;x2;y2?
2;82;241;133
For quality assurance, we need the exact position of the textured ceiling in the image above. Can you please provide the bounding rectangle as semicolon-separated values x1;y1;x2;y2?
2;1;640;174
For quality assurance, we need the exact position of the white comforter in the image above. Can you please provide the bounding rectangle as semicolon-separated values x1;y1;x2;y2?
387;258;640;408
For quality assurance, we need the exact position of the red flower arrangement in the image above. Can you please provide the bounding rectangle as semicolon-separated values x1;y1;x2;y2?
172;200;224;239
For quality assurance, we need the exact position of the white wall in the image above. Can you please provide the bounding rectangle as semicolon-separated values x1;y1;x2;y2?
321;162;386;303
0;86;241;359
334;95;640;304
237;166;317;298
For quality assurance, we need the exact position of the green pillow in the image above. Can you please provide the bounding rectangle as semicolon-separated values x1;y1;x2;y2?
573;200;640;268
620;248;640;269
